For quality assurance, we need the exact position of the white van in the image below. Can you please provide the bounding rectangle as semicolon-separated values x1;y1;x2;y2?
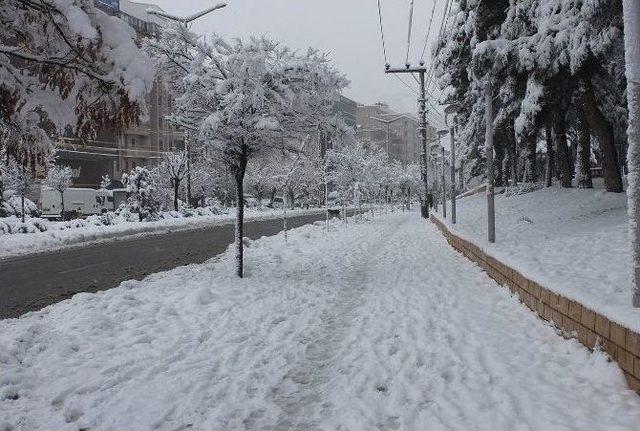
41;188;114;219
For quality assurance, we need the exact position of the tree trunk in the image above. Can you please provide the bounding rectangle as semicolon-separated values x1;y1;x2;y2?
581;79;623;192
233;155;248;278
524;133;538;182
494;133;505;188
283;190;288;242
552;110;572;188
21;194;25;223
576;108;593;188
173;179;179;211
60;191;65;221
270;188;277;207
545;123;555;187
288;187;295;210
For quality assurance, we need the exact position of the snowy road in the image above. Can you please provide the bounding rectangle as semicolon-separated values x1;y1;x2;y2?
0;211;345;318
1;213;639;430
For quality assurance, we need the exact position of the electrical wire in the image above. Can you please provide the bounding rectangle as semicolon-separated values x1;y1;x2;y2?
377;0;388;65
393;74;444;119
406;0;416;66
420;0;439;62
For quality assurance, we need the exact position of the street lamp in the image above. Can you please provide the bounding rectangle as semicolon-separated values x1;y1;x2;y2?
428;140;440;212
444;103;460;223
147;3;227;25
371;114;408;160
147;2;228;207
437;129;448;218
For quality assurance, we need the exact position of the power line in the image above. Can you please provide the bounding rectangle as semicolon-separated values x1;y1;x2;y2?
392;75;443;125
394;74;419;95
425;0;452;91
405;0;416;66
420;0;439;62
377;0;388;65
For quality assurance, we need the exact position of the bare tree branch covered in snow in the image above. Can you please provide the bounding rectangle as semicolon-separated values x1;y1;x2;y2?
0;0;155;164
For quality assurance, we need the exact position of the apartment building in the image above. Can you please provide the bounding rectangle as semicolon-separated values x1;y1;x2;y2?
54;0;184;188
356;102;435;166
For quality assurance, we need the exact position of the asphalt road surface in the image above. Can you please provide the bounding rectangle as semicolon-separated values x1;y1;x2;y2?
0;212;342;319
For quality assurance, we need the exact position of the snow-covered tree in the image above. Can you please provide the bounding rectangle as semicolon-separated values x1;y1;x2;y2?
3;158;35;222
246;157;278;209
147;25;347;277
0;0;154;165
190;157;221;207
327;141;380;219
162;150;189;211
435;0;628;192
100;174;112;190
44;164;73;220
123;166;163;221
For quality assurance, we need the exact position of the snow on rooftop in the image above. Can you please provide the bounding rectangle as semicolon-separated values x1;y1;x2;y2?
118;0;165;25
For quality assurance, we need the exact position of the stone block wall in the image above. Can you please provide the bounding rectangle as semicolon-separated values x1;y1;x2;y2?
430;214;640;394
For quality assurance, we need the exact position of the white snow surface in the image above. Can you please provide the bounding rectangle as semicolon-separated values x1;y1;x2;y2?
1;212;639;430
437;182;640;333
0;208;326;260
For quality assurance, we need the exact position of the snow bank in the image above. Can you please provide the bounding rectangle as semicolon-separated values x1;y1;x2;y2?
436;181;640;333
0;212;638;430
0;207;327;260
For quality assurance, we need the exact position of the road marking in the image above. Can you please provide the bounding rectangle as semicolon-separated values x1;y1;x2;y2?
57;262;110;275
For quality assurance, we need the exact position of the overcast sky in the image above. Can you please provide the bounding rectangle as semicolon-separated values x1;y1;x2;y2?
149;0;448;128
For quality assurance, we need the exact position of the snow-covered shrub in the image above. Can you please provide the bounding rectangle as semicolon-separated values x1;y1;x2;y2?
1;195;39;218
505;182;544;197
123;167;164;221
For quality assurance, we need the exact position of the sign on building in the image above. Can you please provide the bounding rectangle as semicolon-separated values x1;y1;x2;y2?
96;0;119;13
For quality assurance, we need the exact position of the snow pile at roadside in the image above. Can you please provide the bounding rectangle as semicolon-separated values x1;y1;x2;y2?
0;206;226;235
1;213;638;430
436;181;640;333
0;207;326;260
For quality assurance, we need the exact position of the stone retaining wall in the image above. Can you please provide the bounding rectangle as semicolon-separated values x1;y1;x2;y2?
430;214;640;394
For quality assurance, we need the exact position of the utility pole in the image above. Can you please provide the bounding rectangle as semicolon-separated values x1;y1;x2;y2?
385;64;429;218
437;130;448;218
622;0;640;307
485;81;496;243
444;103;460;224
449;128;456;223
441;145;447;218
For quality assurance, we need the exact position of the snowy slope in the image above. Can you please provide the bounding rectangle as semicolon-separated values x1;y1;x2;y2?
436;181;640;334
1;213;638;430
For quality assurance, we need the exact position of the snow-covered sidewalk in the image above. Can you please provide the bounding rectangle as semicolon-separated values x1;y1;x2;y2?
1;213;638;430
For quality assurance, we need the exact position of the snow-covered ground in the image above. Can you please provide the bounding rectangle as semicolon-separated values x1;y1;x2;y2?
0;207;327;260
435;182;640;334
1;212;638;430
